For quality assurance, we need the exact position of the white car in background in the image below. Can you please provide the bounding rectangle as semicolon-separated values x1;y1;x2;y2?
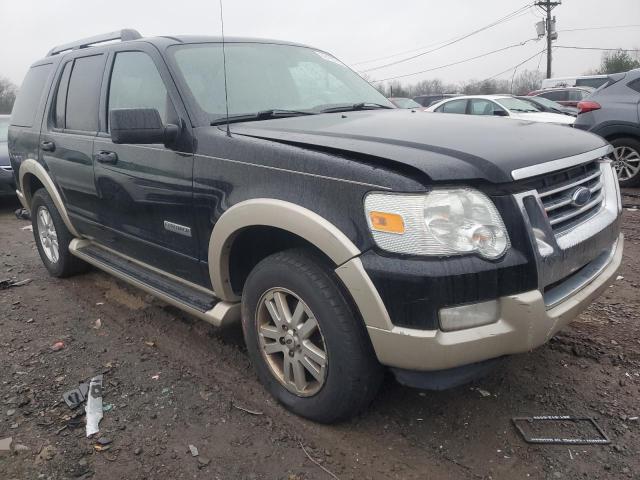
426;95;575;125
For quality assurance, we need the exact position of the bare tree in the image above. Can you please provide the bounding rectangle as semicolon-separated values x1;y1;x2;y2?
0;77;17;114
511;70;544;95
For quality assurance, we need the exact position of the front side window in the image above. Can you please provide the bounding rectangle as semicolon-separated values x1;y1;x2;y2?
169;43;392;121
437;99;467;114
469;99;502;115
65;55;104;132
108;51;169;126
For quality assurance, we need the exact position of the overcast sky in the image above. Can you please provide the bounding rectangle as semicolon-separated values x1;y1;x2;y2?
1;0;639;88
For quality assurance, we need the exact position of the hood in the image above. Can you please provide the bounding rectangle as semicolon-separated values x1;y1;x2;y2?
510;111;575;125
0;142;9;167
230;109;606;183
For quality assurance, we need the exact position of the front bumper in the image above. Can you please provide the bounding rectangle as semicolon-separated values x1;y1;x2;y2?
365;234;622;371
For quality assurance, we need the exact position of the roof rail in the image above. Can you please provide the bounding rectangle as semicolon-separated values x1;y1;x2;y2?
46;29;142;56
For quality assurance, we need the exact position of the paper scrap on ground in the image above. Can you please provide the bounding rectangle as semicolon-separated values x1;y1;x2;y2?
86;375;103;437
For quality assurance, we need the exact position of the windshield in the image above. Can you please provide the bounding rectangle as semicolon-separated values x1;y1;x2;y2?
527;96;562;110
497;97;540;112
170;43;393;121
390;98;421;109
0;117;9;142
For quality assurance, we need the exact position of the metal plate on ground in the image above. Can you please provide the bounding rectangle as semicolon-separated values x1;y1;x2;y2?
512;415;610;445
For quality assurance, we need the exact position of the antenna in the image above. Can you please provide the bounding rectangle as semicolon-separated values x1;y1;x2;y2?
219;0;231;137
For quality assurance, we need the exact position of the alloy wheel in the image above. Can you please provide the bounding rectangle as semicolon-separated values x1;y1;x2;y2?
612;145;640;182
37;206;59;263
256;287;328;397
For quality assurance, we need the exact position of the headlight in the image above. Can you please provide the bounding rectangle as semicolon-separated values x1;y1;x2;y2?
364;189;510;259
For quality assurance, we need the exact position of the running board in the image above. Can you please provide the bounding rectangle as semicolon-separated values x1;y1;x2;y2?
69;239;240;327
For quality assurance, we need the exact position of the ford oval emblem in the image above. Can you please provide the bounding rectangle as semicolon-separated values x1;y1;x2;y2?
571;186;592;207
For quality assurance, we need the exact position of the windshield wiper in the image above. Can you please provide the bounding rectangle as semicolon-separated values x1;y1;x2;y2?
211;109;316;126
319;102;394;113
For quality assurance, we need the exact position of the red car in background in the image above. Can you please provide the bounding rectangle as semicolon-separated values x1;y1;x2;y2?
526;87;595;108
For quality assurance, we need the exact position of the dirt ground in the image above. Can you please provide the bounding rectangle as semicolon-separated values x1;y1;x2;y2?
1;191;639;480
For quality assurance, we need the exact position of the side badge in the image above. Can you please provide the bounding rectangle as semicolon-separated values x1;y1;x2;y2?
164;221;192;237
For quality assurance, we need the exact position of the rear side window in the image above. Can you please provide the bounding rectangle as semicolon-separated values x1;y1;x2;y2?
568;90;587;101
10;64;52;127
538;90;566;102
65;55;104;132
108;51;170;126
438;99;467;114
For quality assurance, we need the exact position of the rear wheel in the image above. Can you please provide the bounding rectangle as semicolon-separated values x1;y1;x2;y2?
610;137;640;187
241;249;383;423
31;189;87;277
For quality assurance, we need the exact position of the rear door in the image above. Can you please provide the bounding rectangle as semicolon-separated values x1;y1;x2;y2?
39;53;106;230
90;44;201;283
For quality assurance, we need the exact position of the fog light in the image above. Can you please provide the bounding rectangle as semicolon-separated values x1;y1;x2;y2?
439;300;500;332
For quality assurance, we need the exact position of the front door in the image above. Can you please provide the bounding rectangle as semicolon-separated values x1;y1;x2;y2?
91;46;202;284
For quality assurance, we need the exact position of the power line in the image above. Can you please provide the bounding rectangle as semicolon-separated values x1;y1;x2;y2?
555;45;640;52
353;4;534;67
358;3;533;73
369;37;540;83
559;24;640;33
486;48;547;80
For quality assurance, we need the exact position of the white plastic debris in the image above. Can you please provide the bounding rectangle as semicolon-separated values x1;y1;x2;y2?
85;375;103;437
616;275;624;281
189;444;199;457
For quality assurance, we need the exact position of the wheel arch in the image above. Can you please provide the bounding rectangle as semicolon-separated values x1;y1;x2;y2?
18;158;81;237
208;199;361;302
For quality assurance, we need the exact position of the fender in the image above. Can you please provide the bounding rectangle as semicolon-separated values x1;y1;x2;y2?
18;158;81;238
591;121;640;140
208;198;361;301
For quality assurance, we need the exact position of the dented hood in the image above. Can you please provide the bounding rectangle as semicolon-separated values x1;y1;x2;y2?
230;109;607;183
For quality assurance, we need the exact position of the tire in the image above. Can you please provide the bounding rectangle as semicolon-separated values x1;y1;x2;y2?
610;137;640;187
31;188;87;277
241;249;383;423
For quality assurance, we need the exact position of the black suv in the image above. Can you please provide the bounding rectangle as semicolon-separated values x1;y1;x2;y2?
8;30;623;423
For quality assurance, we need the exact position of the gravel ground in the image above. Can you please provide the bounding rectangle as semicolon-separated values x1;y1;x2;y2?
1;191;639;480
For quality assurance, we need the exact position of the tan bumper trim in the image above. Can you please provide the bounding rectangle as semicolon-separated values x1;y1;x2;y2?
366;234;623;371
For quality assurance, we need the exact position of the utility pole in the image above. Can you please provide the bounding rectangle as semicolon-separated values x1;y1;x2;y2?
535;0;561;78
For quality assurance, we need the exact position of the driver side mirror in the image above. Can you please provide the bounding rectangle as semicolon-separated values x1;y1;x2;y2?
493;110;508;117
110;108;179;146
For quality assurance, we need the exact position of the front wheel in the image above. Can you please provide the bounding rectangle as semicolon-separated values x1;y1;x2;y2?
241;249;383;423
610;137;640;187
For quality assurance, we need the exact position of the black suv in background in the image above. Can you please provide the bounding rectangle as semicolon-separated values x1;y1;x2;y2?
8;30;623;423
574;69;640;187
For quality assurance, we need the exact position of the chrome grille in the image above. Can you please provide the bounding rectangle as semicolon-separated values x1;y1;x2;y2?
537;161;603;235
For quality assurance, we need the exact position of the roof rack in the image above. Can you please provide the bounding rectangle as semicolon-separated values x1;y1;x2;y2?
46;29;142;56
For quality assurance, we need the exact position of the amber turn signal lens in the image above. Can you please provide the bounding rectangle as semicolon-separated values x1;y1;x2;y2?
369;211;405;234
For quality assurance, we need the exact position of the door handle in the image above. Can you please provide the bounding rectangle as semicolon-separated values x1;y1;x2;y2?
41;141;56;152
95;151;118;164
